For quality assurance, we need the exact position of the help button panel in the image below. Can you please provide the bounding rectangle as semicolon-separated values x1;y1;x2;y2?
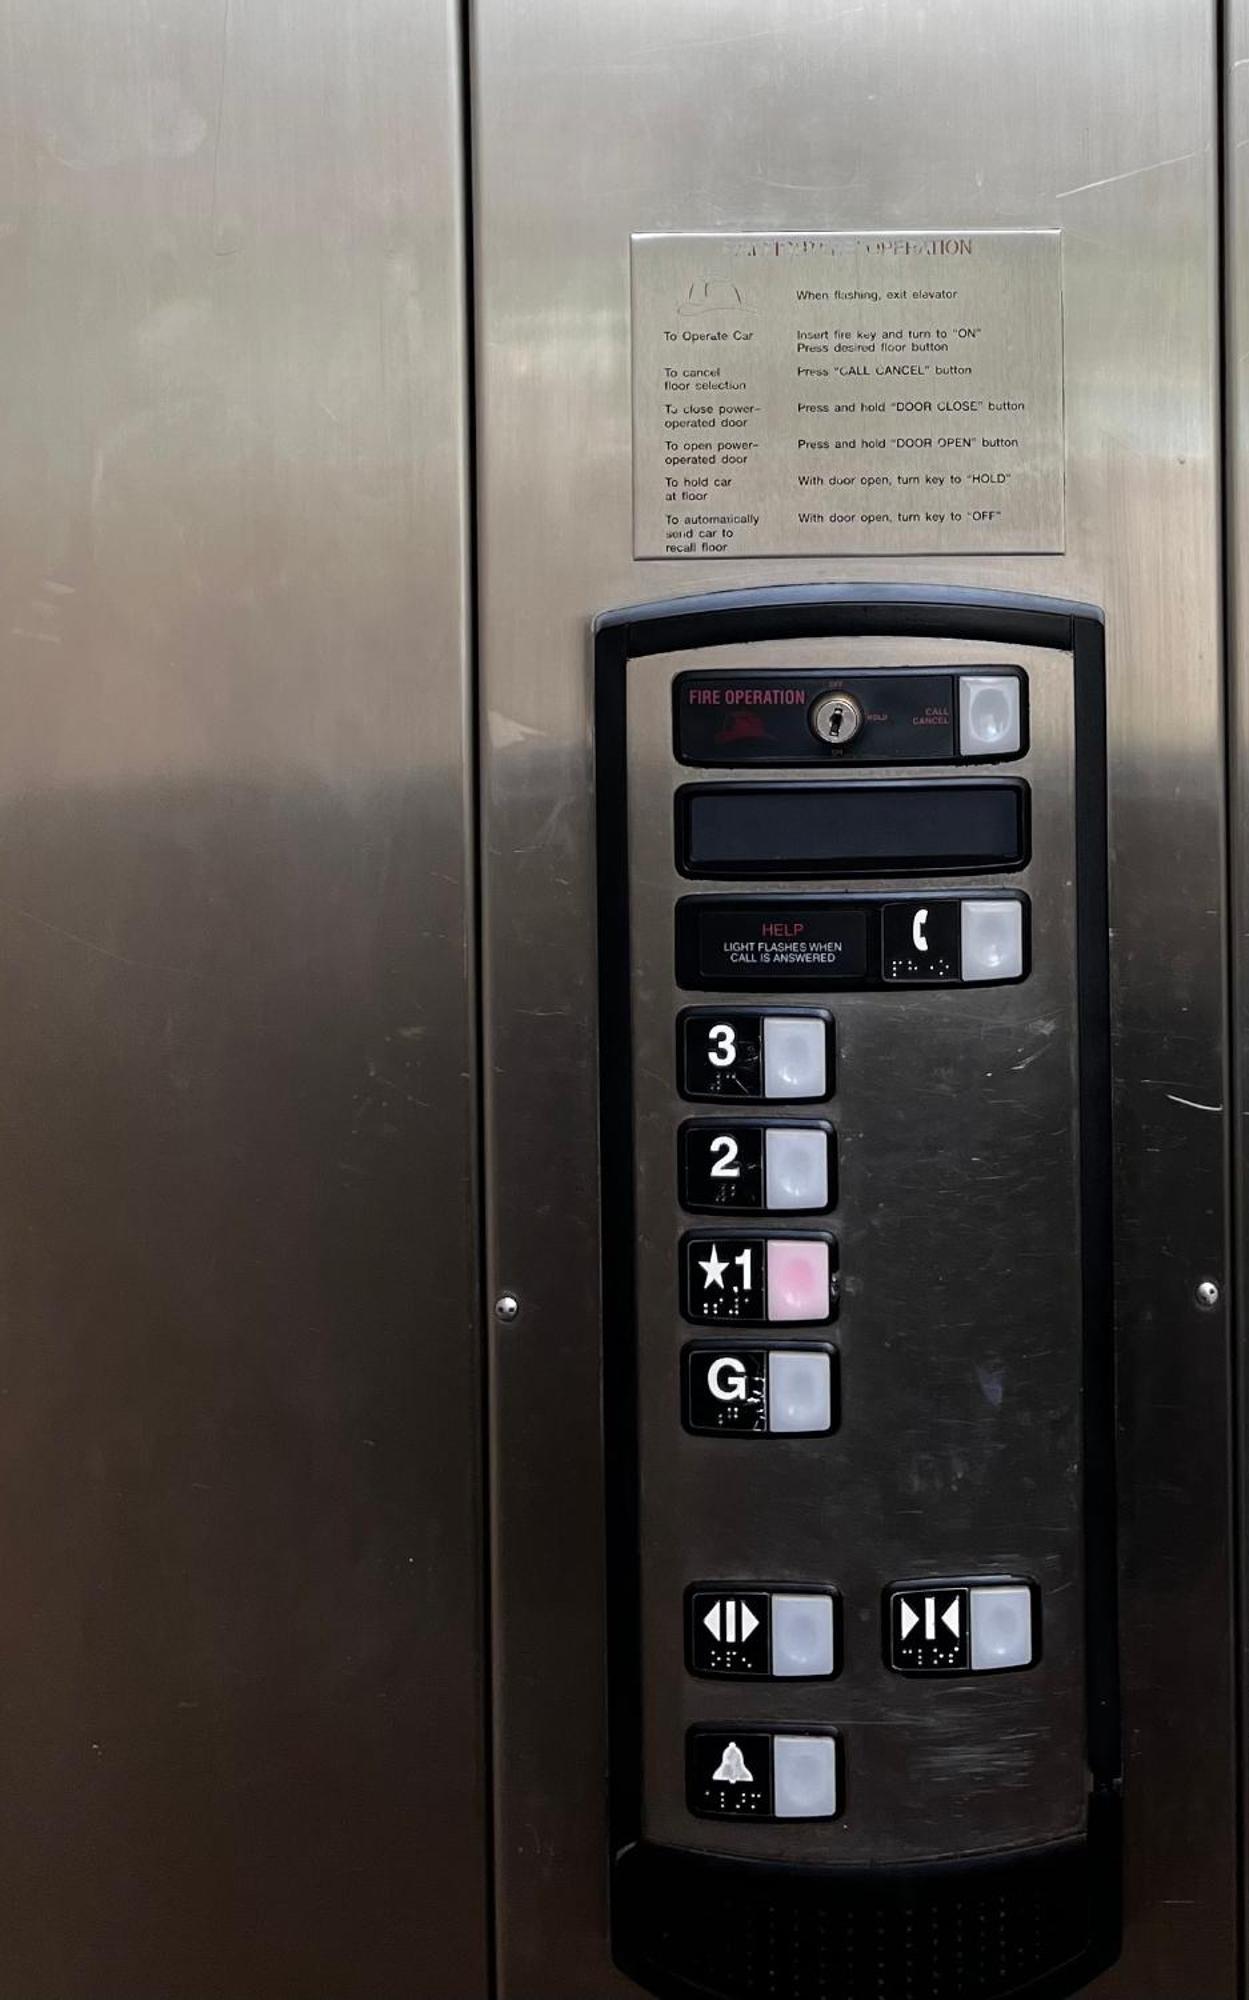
882;900;961;983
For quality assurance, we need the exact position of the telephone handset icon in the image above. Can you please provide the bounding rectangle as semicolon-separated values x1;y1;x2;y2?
912;907;930;953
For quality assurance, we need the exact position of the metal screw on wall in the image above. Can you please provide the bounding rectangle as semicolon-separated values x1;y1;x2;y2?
495;1292;521;1322
1194;1278;1221;1311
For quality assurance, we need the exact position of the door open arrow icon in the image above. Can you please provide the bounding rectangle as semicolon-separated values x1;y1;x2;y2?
703;1599;760;1644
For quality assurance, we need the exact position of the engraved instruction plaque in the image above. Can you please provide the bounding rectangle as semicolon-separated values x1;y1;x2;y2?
631;231;1064;558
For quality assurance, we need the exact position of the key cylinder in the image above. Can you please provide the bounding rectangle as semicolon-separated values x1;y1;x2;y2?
809;690;865;747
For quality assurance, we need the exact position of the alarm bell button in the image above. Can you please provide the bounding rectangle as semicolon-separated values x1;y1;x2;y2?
772;1735;839;1819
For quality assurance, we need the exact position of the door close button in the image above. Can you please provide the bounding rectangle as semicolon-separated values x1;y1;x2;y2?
888;1580;1038;1674
970;1585;1036;1670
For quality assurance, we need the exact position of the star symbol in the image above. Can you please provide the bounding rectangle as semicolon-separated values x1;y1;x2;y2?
699;1244;728;1289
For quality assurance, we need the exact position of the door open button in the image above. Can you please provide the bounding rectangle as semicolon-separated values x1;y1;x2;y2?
772;1594;836;1677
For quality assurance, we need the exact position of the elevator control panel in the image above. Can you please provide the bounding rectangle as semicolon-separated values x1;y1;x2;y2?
596;590;1117;2000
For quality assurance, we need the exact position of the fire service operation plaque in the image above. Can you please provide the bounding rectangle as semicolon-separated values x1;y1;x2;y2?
631;231;1065;559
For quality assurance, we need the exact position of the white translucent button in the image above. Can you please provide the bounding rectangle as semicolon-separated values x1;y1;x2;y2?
763;1016;826;1100
970;1585;1035;1671
773;1735;838;1819
764;1128;828;1211
959;674;1022;756
766;1239;830;1322
766;1350;832;1433
960;899;1024;982
771;1594;836;1677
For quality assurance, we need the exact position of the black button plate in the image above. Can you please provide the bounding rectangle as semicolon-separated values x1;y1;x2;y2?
674;670;961;765
688;1591;772;1676
680;1123;766;1211
686;1730;773;1818
881;899;962;982
683;1345;769;1433
888;1586;970;1673
676;896;1029;992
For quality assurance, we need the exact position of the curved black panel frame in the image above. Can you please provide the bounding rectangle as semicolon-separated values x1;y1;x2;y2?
594;586;1119;2000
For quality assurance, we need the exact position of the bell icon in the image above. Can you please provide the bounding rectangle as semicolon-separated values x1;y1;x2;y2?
712;1740;753;1785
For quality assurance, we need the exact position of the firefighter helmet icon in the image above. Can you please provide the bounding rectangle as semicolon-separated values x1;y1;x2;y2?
678;278;752;314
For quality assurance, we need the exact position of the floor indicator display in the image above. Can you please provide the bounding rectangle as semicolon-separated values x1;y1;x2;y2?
596;588;1117;2000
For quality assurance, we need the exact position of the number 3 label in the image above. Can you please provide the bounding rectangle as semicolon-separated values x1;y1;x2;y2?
708;1023;736;1068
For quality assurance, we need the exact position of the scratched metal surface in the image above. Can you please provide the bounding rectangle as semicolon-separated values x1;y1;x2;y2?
1231;0;1249;1980
0;3;486;1994
629;638;1085;1865
475;0;1232;1990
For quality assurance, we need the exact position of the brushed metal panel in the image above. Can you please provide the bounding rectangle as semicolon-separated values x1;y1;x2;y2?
1228;0;1249;1982
632;231;1065;557
475;0;1230;1993
0;3;485;1995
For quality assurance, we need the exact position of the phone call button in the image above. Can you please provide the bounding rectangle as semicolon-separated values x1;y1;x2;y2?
880;899;961;983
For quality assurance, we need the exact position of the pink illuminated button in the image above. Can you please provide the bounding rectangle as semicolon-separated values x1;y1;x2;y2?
766;1239;832;1323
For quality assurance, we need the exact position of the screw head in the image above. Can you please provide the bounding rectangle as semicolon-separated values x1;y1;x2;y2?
1195;1279;1221;1311
494;1292;521;1322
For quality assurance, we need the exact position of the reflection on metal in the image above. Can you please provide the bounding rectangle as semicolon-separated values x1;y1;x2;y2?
1228;0;1249;1970
0;1;485;1995
475;0;1230;1993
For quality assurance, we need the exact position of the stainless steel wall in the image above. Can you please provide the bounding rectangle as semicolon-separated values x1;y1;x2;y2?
473;2;1234;1995
1229;0;1249;1975
0;4;486;1994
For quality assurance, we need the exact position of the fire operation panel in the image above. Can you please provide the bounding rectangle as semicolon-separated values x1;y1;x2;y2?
595;587;1116;2000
